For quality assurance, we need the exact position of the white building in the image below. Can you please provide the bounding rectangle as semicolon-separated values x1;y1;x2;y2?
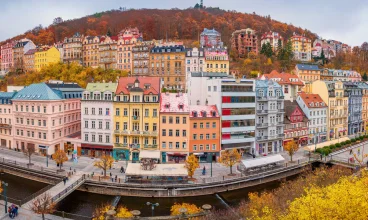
185;48;205;89
296;92;328;144
81;82;117;157
261;31;283;51
188;72;256;155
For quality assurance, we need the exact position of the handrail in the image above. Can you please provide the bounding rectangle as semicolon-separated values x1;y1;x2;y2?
20;184;55;206
51;174;85;202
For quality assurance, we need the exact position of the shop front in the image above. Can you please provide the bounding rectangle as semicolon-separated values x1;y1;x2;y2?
167;152;188;163
81;143;113;157
193;152;218;162
299;136;309;146
38;145;48;156
113;148;130;161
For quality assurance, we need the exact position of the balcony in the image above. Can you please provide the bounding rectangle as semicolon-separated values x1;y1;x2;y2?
256;123;268;128
256;110;268;114
132;115;140;121
131;144;140;149
143;144;158;149
131;130;140;135
257;96;284;101
114;143;129;149
100;58;116;63
114;130;120;134
121;130;130;135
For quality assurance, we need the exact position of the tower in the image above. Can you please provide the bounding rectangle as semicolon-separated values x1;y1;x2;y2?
200;0;203;8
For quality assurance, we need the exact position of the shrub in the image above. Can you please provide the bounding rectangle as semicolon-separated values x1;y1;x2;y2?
335;143;342;148
315;148;323;154
346;140;351;144
329;144;335;149
359;136;364;140
351;138;356;143
340;141;346;146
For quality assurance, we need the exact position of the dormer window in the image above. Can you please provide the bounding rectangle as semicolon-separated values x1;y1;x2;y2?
202;111;207;117
165;103;170;109
193;111;198;117
211;111;216;117
310;102;314;107
178;103;184;110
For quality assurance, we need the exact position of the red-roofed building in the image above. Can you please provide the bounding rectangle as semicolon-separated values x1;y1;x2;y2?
159;93;190;163
283;100;309;146
290;33;312;61
113;77;161;162
260;70;304;102
261;31;283;51
99;36;118;70
189;105;221;162
117;28;143;73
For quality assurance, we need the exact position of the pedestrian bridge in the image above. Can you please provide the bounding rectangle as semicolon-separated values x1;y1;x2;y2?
23;174;86;207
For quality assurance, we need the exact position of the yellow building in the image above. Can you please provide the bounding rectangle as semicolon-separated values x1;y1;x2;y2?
34;46;60;71
113;77;160;162
204;48;229;74
290;34;312;62
312;80;348;140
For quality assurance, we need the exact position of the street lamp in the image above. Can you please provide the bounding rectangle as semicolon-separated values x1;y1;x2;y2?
46;146;49;167
1;181;8;214
126;151;131;168
146;202;159;217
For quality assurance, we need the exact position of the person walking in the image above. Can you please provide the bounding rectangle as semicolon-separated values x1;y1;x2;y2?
63;177;66;185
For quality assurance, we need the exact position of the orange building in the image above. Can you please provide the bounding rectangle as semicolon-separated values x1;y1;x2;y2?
159;92;189;163
189;105;220;162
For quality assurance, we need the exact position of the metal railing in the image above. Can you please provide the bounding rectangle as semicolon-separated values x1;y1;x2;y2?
51;175;86;203
20;184;55;206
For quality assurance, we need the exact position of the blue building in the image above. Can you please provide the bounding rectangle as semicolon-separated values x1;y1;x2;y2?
344;82;363;135
255;80;284;156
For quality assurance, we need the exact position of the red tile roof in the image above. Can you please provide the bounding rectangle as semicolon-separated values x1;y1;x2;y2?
160;93;189;113
262;70;304;86
189;105;219;118
298;92;327;108
116;77;160;95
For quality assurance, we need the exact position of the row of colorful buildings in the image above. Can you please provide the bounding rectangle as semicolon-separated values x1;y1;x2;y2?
0;69;366;162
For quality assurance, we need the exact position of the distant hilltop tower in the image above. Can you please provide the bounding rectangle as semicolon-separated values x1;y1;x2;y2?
200;0;203;8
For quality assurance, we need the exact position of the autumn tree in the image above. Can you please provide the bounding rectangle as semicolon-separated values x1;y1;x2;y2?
30;193;56;220
93;204;132;220
283;141;299;162
53;150;68;171
219;149;241;175
94;154;114;177
171;203;202;216
24;144;36;165
185;154;200;179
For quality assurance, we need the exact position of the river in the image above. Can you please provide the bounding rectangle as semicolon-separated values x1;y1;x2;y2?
0;172;298;218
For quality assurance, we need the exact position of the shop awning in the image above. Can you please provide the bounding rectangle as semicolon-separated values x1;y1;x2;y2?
81;143;113;150
139;150;160;159
167;153;187;156
241;154;285;169
125;163;188;177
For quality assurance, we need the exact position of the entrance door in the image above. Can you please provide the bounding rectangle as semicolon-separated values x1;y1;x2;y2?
161;152;166;163
1;139;6;147
132;152;139;163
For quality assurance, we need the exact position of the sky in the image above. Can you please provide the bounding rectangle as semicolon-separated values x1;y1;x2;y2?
1;0;367;46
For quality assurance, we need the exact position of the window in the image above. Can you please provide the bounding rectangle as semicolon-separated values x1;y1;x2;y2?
176;130;180;137
85;108;88;115
106;108;110;115
123;108;128;116
183;142;187;149
115;136;119;143
162;129;166;136
99;108;102;115
169;117;173;124
212;133;216;139
92;135;95;142
99;121;102;129
116;108;120;116
145;109;149;117
183;130;187;137
200;134;204;140
162;142;166;149
43;133;46;139
193;134;197;140
123;122;128;130
92;108;95;115
193;123;197;128
43;120;46;126
145;123;149;131
153;123;157;131
169;142;173;149
206;122;210;128
84;134;88;141
212;144;216;150
153;109;157;117
85;121;88;128
200;123;204;128
193;145;197;151
206;144;210;150
183;117;187;124
92;121;96;129
106;121;110;129
162;116;166;123
116;122;120;130
43;106;46;113
212;122;216;128
206;134;210;139
169;129;173;136
99;135;103;142
176;142;180;149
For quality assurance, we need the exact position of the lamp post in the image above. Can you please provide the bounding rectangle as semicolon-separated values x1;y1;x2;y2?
1;181;8;214
210;152;213;177
126;151;131;168
46;146;49;167
146;202;159;217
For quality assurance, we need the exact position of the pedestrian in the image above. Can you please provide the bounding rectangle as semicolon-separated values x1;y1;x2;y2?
63;177;66;185
74;169;76;173
350;149;353;155
115;175;117;182
202;166;206;175
320;154;323;160
110;172;112;177
111;177;113;182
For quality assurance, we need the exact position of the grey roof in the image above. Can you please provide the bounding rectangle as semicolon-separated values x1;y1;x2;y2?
0;92;17;99
151;45;185;53
296;64;321;71
12;83;63;100
191;72;229;77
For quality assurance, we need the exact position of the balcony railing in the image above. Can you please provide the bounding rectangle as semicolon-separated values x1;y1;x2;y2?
131;130;140;135
143;144;158;149
256;123;268;128
114;143;129;148
0;124;12;129
114;130;120;134
132;115;140;120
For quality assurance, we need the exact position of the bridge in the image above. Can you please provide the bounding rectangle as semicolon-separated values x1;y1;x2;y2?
23;173;86;208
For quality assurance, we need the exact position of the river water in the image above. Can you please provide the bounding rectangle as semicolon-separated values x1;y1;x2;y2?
0;172;297;218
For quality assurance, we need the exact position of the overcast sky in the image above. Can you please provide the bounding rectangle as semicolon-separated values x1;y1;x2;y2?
1;0;367;46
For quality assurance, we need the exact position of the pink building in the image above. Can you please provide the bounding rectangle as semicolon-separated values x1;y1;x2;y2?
12;81;83;155
1;41;16;72
117;28;142;72
348;71;362;82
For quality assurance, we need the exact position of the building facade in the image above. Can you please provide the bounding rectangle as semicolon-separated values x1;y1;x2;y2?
185;47;205;78
99;36;118;70
13;39;36;71
312;80;348;140
283;100;309;146
1;41;16;72
150;45;186;91
12;82;83;155
24;49;37;71
113;77;160;162
82;36;101;68
159;93;189;163
260;31;283;51
189;105;221;162
81;82;117;157
34;47;61;71
63;32;83;64
132;42;152;76
117;28;142;72
357;83;368;133
296;93;328;144
295;64;321;83
204;48;229;74
290;34;312;62
255;80;284;156
0;92;16;148
260;70;304;102
344;82;363;135
200;28;223;48
231;28;258;57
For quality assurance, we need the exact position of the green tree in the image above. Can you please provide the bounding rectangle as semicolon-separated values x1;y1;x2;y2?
194;3;200;8
320;49;326;64
363;72;368;81
107;28;112;37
